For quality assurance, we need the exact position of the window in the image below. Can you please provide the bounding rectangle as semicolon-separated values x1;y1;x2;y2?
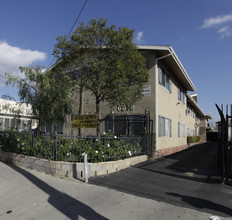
11;119;16;129
178;88;181;101
178;87;185;104
159;115;172;137
178;122;185;137
187;128;190;136
182;91;185;104
5;118;10;130
186;106;196;118
187;128;196;136
158;66;172;93
0;118;3;130
146;59;149;69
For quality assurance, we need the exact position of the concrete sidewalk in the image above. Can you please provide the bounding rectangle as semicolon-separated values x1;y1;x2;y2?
0;161;229;220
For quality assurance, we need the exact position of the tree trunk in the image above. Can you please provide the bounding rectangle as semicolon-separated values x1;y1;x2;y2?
96;98;100;136
78;88;83;136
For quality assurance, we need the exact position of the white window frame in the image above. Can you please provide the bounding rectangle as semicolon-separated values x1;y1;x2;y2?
178;87;186;104
158;66;172;93
159;115;172;137
178;122;185;137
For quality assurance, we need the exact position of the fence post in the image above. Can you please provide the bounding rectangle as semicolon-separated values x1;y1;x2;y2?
31;132;34;151
84;153;88;183
53;133;57;161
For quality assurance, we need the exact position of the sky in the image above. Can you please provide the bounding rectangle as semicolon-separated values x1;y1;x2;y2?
0;0;232;124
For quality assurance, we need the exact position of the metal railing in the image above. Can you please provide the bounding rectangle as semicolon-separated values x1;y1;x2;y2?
0;131;147;163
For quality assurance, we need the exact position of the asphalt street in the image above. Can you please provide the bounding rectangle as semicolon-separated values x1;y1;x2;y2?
90;142;232;218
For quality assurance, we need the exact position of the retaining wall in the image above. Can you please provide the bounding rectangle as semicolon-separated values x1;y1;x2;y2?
0;151;147;181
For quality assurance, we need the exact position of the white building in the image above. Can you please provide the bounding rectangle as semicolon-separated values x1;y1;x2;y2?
0;99;37;131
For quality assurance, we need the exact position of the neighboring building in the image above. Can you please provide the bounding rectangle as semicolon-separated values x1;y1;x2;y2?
62;45;209;156
0;99;37;131
186;93;212;141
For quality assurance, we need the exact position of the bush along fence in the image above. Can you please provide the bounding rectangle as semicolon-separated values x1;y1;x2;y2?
0;131;144;163
187;136;201;144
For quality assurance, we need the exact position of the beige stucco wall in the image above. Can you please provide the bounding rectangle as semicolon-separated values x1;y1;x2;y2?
62;50;205;152
63;51;157;136
157;69;187;150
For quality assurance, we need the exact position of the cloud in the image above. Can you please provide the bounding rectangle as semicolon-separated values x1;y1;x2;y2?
217;26;232;39
134;31;144;44
201;14;232;39
0;41;46;78
201;14;232;28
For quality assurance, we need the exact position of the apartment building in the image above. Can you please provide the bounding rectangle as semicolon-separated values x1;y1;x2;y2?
63;45;208;156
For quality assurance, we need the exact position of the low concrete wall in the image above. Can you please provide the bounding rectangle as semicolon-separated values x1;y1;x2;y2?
0;151;147;181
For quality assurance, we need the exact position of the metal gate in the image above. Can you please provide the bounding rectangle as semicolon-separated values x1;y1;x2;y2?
216;104;232;184
104;114;153;157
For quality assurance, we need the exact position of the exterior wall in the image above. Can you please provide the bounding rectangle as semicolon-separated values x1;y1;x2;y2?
157;64;187;150
108;51;157;132
63;51;157;136
185;112;197;136
199;118;207;141
62;49;206;153
185;102;207;142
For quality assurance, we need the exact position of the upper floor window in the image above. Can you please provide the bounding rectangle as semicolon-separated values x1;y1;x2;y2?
158;66;172;93
146;59;149;69
186;106;196;118
178;88;185;104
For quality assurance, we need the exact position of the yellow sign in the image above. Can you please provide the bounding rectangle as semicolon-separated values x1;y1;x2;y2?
72;114;98;128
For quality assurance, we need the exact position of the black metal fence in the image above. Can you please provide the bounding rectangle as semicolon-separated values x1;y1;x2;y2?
104;114;153;156
216;104;232;184
0;131;149;163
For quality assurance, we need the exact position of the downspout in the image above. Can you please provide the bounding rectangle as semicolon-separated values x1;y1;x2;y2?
155;48;174;150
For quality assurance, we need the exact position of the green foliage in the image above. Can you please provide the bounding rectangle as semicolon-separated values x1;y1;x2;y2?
53;17;149;134
5;66;73;131
187;136;201;144
0;132;142;163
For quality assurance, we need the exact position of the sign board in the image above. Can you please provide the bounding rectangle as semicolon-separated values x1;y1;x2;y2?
72;114;98;128
142;85;151;96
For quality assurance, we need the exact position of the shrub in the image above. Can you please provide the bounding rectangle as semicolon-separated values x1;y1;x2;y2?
0;131;142;163
187;136;200;144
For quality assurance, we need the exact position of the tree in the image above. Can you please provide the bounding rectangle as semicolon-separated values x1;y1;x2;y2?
53;17;149;135
5;66;73;132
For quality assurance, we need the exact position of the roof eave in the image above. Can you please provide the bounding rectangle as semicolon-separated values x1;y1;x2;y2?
137;44;196;92
170;50;196;92
186;93;205;117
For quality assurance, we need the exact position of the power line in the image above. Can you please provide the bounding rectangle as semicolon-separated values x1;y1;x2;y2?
67;0;88;38
48;0;88;68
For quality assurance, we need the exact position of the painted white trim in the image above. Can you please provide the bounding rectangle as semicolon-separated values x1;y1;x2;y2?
137;44;196;92
170;52;196;91
137;44;171;51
